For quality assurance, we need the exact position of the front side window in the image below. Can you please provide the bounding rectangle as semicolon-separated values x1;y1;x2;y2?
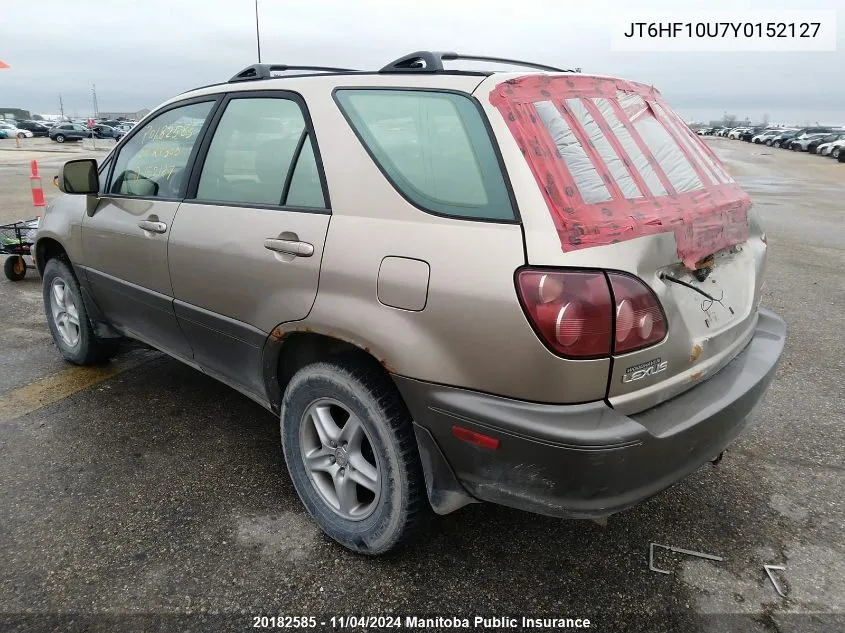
109;101;213;199
195;97;325;208
335;89;514;221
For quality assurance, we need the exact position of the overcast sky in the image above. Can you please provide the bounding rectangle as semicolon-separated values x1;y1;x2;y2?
2;0;842;124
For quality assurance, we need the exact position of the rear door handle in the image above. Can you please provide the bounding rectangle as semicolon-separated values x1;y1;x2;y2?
264;238;314;257
138;220;167;234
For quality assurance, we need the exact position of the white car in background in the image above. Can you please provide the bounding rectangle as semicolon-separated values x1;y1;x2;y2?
788;132;833;152
728;127;751;139
752;129;794;144
822;138;845;159
0;122;34;138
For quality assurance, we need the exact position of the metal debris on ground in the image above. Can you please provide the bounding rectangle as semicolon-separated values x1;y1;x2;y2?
648;542;724;575
763;564;788;598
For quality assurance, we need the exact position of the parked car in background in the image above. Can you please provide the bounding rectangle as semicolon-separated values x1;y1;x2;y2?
728;127;751;139
34;53;785;555
96;119;123;128
0;129;8;139
807;133;845;154
0;122;33;138
739;128;765;142
831;140;845;160
48;123;90;143
770;130;801;148
789;132;833;151
752;129;787;144
15;120;52;137
89;124;124;139
817;137;845;157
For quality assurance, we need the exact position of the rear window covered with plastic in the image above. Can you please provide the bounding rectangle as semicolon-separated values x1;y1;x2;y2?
489;75;751;267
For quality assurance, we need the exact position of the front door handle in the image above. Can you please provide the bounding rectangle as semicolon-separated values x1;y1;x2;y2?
264;238;314;257
138;219;167;234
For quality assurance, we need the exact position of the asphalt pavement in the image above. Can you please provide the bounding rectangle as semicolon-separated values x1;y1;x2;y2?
0;139;843;633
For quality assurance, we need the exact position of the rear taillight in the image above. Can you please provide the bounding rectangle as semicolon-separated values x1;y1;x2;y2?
515;269;666;358
516;270;613;358
607;273;667;354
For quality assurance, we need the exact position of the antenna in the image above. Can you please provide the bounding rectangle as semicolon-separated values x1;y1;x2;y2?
254;0;262;63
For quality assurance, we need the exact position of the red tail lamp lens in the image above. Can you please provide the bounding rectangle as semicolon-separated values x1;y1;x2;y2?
516;270;613;358
607;273;667;353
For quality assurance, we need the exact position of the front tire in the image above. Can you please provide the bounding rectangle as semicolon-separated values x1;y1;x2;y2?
4;256;26;281
281;358;428;555
54;134;65;143
839;149;845;163
833;148;840;159
42;258;119;364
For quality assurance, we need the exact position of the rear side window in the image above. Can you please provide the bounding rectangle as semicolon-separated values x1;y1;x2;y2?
335;89;514;221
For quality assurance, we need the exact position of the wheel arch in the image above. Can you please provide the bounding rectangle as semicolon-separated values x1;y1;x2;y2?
262;329;395;414
262;327;476;515
35;236;68;275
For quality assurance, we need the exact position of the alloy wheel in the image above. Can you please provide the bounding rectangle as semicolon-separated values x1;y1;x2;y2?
299;398;381;520
50;277;81;347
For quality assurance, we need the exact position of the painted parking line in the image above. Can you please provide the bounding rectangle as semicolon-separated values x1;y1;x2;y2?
0;348;159;423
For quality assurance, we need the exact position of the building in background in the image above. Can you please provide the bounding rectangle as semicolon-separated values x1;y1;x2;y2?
0;107;32;120
97;108;151;121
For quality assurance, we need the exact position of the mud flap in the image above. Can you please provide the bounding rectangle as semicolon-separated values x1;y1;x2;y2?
412;423;479;515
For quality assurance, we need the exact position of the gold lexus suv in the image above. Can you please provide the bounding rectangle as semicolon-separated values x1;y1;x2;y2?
35;52;786;554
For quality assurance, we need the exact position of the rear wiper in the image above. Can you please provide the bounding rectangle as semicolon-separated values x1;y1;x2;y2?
660;274;734;314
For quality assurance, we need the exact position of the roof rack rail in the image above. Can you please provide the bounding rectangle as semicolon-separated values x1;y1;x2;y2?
229;63;357;83
379;51;580;74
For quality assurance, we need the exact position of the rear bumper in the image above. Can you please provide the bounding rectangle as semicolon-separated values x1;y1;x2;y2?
396;309;786;518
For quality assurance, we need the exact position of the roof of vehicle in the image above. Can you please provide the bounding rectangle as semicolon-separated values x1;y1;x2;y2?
172;50;583;104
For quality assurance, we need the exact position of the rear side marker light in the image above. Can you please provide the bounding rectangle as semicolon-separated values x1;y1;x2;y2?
516;269;667;358
452;425;500;450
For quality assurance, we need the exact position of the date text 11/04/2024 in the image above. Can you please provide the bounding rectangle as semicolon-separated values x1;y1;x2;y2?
622;22;821;38
251;616;592;629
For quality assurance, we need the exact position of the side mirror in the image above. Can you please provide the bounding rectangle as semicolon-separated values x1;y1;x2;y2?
58;158;99;195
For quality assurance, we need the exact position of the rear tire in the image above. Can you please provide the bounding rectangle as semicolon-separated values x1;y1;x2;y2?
42;258;119;365
280;358;428;555
55;134;65;143
4;256;26;281
765;139;773;146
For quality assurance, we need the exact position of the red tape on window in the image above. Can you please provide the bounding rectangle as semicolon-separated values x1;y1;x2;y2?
490;75;751;268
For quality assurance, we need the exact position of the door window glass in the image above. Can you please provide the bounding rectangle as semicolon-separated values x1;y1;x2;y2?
196;98;322;207
109;101;213;199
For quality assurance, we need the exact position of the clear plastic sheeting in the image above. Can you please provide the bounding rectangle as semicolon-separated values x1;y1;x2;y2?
634;115;703;193
488;74;752;268
534;100;611;204
593;97;666;197
652;102;724;185
658;104;736;184
565;98;643;199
